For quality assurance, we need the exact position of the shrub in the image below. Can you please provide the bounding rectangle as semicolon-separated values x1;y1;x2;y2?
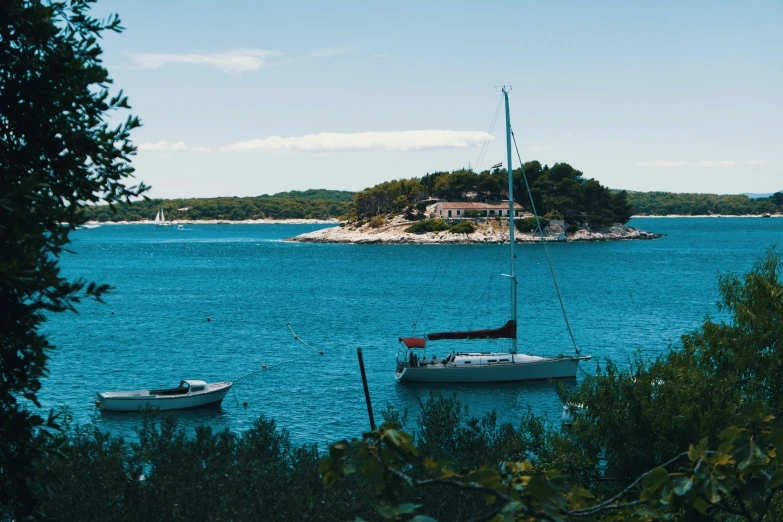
514;217;548;233
448;221;476;234
369;216;385;228
405;219;449;234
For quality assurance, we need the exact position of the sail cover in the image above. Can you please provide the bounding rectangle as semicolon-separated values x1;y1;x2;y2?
427;320;516;341
399;337;426;349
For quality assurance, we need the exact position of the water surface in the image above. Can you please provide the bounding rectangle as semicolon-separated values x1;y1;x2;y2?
41;218;783;443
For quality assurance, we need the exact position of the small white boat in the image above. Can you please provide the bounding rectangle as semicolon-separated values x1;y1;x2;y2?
177;224;184;230
97;380;232;411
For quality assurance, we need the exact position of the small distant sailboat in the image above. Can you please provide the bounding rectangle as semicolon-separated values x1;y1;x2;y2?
154;208;172;227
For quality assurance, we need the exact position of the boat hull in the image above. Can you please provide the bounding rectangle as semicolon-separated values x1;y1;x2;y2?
395;356;589;383
98;383;232;412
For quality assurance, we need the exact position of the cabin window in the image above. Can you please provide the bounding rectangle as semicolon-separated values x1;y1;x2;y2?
448;210;452;217
489;210;495;215
487;359;497;363
457;210;461;215
191;385;205;392
499;359;509;362
463;361;471;364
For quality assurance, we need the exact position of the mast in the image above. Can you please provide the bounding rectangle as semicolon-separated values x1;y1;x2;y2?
502;87;518;354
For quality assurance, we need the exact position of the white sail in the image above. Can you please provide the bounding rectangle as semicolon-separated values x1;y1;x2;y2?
160;209;165;223
154;209;161;223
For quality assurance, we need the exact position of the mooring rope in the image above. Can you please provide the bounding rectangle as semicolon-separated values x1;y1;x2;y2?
232;323;323;382
287;322;322;355
511;128;580;356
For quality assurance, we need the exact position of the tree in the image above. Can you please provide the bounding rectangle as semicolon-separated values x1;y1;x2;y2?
0;1;147;517
612;190;634;224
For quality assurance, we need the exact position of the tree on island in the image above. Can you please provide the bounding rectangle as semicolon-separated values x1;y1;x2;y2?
0;1;147;517
352;162;635;228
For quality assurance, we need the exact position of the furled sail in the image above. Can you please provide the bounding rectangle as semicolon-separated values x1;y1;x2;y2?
426;320;516;341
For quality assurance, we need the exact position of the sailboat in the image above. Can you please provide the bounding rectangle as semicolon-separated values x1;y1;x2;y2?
394;88;590;383
154;208;172;227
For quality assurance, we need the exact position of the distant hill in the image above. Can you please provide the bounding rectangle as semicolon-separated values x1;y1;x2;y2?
744;192;783;199
625;190;782;215
260;189;354;202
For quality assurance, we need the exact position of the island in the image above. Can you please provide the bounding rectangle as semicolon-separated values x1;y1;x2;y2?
287;206;662;244
289;162;665;244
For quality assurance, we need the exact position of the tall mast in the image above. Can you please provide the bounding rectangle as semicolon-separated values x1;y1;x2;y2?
503;87;518;354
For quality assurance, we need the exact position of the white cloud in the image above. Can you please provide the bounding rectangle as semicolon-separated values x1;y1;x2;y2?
745;160;766;165
309;47;351;58
637;160;737;168
138;141;210;152
131;49;283;72
220;130;494;153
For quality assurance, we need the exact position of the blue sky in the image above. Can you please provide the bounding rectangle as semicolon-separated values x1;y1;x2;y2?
95;0;782;198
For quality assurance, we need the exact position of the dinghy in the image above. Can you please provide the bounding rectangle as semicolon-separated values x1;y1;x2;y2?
97;380;232;411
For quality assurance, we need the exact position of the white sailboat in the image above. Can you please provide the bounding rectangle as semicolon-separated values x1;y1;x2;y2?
154;207;172;227
395;88;590;383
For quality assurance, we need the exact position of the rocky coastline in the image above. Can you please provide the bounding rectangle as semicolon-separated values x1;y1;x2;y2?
287;219;663;245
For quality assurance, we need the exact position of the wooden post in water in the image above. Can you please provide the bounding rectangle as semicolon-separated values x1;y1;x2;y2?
356;348;376;431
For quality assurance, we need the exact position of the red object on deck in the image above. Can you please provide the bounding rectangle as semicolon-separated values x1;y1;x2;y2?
427;320;517;341
399;337;427;349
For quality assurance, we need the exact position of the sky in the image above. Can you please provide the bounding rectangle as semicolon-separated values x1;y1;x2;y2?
94;0;782;198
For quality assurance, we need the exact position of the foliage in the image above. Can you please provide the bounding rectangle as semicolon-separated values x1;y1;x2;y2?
82;191;353;222
369;215;386;229
32;413;376;521
405;219;449;234
626;191;783;216
515;217;549;233
448;221;476;234
0;1;148;517
354;163;633;227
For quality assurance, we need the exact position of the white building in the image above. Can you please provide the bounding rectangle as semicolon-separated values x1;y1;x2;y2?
435;201;524;219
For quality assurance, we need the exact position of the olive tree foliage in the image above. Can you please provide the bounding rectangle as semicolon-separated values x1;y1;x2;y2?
0;0;146;517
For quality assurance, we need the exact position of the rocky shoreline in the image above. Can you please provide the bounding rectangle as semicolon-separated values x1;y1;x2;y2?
287;220;663;245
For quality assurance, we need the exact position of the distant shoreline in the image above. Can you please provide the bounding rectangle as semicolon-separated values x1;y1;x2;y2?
86;219;341;225
631;214;782;219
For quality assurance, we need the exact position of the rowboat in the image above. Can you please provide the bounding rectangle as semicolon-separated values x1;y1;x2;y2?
97;380;232;411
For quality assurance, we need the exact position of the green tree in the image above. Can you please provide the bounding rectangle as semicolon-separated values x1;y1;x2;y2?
0;2;147;517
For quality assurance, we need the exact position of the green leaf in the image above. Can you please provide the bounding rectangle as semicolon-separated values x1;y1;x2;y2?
411;517;438;522
692;496;710;515
642;467;670;492
769;468;783;489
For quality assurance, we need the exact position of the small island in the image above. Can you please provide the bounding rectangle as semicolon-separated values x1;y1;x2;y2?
289;162;663;244
289;206;661;244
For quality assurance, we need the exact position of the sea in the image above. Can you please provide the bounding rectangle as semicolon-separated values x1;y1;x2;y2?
39;218;783;445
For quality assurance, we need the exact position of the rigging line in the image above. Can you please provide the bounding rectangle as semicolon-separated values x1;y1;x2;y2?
474;94;504;172
511;128;580;356
411;251;452;335
287;322;321;355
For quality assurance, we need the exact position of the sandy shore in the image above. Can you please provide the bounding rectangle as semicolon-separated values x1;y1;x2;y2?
88;218;341;225
287;220;663;245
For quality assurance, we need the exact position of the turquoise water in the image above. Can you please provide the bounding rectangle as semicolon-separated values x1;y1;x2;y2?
41;218;782;443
